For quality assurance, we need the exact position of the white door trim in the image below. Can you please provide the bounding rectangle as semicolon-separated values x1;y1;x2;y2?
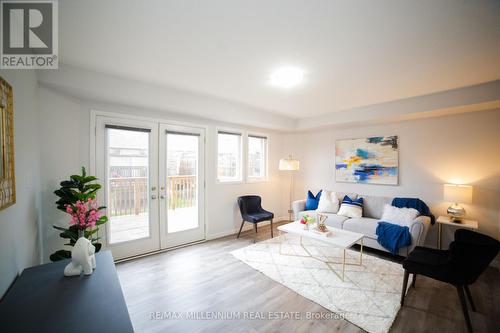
91;110;207;259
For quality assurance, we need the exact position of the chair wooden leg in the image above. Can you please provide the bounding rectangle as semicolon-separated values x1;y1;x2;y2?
237;220;245;239
401;270;410;306
254;223;258;233
456;285;473;333
270;219;274;238
464;285;476;312
411;273;417;288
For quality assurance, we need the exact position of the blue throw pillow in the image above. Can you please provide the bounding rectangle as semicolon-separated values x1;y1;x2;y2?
341;195;364;207
337;195;364;218
305;190;322;210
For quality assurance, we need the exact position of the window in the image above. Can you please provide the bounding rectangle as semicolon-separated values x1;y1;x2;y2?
217;131;242;182
247;135;267;181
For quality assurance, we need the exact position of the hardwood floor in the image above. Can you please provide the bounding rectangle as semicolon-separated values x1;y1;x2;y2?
116;222;500;333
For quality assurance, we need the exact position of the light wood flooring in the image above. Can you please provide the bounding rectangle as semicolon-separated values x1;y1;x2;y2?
116;222;500;333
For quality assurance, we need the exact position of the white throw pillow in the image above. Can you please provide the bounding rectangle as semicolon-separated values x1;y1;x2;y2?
316;191;340;213
337;196;363;218
380;204;419;226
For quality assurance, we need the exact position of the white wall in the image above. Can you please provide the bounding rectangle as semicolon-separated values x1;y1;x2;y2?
39;86;289;262
285;110;500;247
37;84;500;260
0;70;42;298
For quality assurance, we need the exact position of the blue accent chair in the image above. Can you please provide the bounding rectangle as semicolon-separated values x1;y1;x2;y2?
237;195;274;239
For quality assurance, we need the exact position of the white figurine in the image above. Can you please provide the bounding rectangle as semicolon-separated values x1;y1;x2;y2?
64;237;96;276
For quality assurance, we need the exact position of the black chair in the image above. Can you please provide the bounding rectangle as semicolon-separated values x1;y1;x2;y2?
400;229;499;333
237;195;274;239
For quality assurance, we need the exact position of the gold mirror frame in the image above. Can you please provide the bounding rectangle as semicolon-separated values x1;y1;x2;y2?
0;76;15;210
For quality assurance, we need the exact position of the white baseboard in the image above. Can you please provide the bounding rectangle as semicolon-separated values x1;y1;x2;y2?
206;217;288;240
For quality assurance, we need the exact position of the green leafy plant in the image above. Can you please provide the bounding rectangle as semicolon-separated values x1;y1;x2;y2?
49;167;108;262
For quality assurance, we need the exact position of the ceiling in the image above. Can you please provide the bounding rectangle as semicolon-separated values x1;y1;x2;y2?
59;0;500;119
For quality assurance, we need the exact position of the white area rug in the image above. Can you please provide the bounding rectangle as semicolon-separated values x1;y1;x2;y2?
231;234;405;333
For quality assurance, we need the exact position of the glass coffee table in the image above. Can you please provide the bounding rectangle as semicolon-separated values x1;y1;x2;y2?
277;221;364;281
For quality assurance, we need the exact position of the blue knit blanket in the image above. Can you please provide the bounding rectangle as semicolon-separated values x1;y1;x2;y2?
375;221;412;255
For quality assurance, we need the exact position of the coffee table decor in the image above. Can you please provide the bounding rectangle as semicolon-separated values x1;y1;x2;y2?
313;213;329;235
299;214;315;230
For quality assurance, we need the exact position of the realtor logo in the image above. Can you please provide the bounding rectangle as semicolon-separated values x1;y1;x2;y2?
1;0;58;69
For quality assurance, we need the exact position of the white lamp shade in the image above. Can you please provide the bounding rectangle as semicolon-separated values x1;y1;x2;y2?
443;184;473;204
279;157;300;171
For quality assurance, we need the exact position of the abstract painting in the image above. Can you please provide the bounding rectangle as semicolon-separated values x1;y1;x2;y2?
335;136;398;185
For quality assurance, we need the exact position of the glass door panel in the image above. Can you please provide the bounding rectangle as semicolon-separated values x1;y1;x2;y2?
160;124;205;249
106;126;150;244
96;117;160;260
166;132;199;233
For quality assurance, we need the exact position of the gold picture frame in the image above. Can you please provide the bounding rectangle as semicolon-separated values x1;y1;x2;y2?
0;76;15;210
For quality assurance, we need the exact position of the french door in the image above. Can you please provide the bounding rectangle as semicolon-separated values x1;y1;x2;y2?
159;124;205;248
95;116;205;260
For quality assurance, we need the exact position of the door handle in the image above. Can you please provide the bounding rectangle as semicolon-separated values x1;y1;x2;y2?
151;195;157;200
160;195;166;199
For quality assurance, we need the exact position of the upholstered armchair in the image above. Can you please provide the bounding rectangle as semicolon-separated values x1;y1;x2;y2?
401;229;499;333
237;196;274;239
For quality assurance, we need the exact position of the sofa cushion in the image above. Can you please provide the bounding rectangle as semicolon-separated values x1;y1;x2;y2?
363;195;393;219
322;213;349;229
317;191;340;213
342;217;379;239
297;210;317;223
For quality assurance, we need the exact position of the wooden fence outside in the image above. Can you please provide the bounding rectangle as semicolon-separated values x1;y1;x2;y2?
108;175;196;216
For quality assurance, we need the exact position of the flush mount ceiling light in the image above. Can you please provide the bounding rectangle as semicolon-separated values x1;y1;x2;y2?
269;66;304;88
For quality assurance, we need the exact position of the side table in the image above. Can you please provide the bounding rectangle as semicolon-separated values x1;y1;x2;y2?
436;216;478;249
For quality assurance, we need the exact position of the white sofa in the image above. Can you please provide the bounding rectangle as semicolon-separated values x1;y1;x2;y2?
292;192;431;256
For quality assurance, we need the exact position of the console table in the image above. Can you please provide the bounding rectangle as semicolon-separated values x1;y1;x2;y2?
0;251;134;333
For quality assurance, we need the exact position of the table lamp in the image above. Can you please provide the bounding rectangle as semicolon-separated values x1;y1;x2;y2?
279;155;300;221
443;184;473;222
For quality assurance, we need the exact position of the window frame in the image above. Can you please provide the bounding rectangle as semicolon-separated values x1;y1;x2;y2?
246;132;269;183
216;127;244;184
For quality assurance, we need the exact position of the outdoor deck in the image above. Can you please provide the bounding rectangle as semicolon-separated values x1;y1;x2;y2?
109;207;198;244
107;174;198;244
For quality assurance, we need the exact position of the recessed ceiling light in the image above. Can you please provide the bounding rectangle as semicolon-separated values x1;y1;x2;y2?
269;66;304;88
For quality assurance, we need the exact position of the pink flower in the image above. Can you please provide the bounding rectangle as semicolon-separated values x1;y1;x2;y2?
65;198;102;231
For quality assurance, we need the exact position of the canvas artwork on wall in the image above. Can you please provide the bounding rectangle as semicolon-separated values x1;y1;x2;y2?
335;136;398;185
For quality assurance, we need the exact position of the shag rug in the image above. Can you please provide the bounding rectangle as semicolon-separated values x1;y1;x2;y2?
231;234;405;333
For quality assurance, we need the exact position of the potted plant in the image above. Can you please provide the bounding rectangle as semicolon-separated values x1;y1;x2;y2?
49;167;108;262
